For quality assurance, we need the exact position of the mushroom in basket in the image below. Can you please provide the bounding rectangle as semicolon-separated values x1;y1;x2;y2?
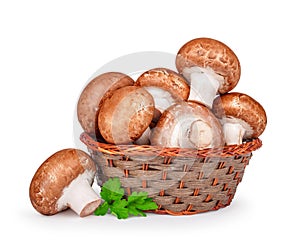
150;101;225;149
29;149;101;217
135;67;190;118
77;72;134;139
98;85;155;145
176;38;241;108
212;92;267;145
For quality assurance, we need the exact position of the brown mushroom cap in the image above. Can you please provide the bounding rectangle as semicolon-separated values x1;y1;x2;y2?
176;37;241;94
77;72;134;136
29;149;97;216
98;86;155;144
135;68;190;100
150;101;224;149
212;92;267;139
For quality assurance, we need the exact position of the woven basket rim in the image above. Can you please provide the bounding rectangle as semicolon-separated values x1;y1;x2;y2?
80;132;262;158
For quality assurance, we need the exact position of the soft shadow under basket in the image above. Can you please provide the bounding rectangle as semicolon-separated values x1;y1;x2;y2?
80;132;262;215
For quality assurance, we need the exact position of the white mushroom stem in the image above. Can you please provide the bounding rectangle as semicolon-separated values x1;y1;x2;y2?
57;170;101;217
182;66;224;108
189;120;213;148
144;86;176;113
170;117;213;149
223;122;246;145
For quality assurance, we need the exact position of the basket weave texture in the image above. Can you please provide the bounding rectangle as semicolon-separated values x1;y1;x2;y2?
80;132;262;215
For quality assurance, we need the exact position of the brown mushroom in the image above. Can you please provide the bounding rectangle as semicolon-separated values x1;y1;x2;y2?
135;68;190;114
150;101;224;149
212;92;267;145
29;148;101;217
77;72;134;138
98;85;155;144
176;38;241;108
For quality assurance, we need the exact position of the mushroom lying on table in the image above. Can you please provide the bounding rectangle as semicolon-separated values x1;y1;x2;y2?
77;72;134;138
176;38;241;108
135;68;190;116
150;101;224;149
98;85;155;145
29;148;101;217
212;92;267;145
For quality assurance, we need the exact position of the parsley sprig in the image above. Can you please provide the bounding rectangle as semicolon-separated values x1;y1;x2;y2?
94;177;158;219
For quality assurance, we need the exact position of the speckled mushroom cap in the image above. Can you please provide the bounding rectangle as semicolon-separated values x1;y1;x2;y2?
135;68;190;100
176;37;241;94
212;92;267;139
29;148;96;215
150;101;225;149
77;72;134;136
98;86;155;144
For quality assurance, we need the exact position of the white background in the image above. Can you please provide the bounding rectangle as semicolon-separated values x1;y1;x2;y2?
1;0;299;245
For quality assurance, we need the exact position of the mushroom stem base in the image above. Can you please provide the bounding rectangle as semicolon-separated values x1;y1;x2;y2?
189;120;213;148
57;171;101;217
68;180;101;217
80;199;101;217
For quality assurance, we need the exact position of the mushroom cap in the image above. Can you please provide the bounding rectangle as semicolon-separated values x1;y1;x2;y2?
29;149;96;215
135;67;190;100
98;85;155;144
77;72;134;136
176;37;241;94
150;101;224;149
212;92;267;139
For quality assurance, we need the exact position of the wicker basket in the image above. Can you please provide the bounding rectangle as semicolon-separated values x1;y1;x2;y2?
80;132;262;215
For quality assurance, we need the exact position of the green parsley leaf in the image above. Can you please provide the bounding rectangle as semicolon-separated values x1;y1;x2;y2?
100;177;124;203
110;199;129;219
127;192;158;216
94;201;109;216
127;191;148;204
94;177;158;219
135;198;158;210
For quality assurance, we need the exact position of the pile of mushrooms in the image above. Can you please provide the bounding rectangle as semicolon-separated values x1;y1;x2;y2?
77;37;267;149
29;37;267;218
